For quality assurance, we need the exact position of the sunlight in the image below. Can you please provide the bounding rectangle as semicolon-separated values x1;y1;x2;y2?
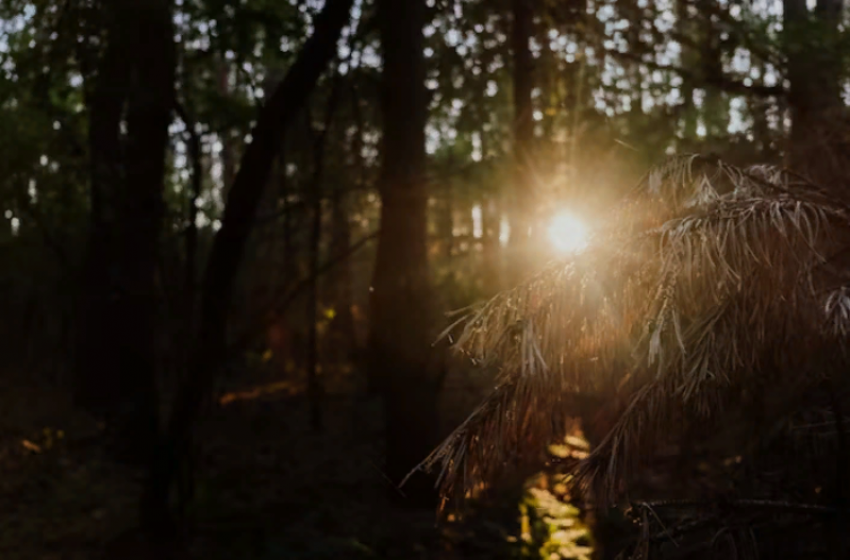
547;211;588;254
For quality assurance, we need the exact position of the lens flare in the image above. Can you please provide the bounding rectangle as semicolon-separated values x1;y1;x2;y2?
547;211;588;254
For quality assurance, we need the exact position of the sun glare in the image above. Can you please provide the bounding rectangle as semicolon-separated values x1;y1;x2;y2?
547;211;588;254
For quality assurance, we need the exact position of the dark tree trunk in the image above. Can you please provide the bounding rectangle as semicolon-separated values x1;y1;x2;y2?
783;0;845;186
328;177;356;360
676;0;697;143
76;0;175;465
509;0;535;282
140;0;354;536
305;173;325;432
479;130;501;294
305;77;341;432
750;62;776;160
437;182;454;261
697;0;728;139
481;195;501;295
370;0;441;508
219;63;237;198
176;103;202;356
325;79;357;355
76;4;131;419
115;0;176;463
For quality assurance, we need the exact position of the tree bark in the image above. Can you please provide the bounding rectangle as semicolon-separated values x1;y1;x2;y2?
370;0;441;507
697;0;728;139
140;0;354;535
305;76;342;432
76;0;175;465
481;195;502;295
676;0;697;144
328;171;356;362
219;62;237;199
783;0;845;186
174;101;202;358
509;0;535;283
114;0;176;464
76;3;130;419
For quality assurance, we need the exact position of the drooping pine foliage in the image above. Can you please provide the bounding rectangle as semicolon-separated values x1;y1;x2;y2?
417;154;850;512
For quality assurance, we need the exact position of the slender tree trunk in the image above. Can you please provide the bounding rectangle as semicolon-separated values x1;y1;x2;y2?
140;0;354;536
479;129;502;294
182;111;201;356
305;77;341;432
76;3;131;419
510;0;535;282
750;62;776;160
437;182;454;261
697;0;727;139
172;102;203;515
219;63;236;199
783;0;844;186
115;0;176;463
264;67;288;295
481;195;501;295
305;175;324;432
370;0;440;507
328;177;356;361
676;0;697;144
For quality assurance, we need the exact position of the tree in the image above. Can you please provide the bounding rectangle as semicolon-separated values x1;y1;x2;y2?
783;0;847;187
141;0;354;536
76;0;176;464
509;0;536;282
370;0;442;506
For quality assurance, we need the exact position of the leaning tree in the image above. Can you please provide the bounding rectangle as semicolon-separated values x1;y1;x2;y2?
416;154;850;559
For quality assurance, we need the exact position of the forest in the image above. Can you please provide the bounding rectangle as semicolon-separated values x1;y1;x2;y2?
1;0;849;558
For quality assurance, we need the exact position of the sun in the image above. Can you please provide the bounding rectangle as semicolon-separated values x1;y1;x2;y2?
547;211;589;254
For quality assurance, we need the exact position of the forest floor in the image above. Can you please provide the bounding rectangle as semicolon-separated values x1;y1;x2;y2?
0;365;592;560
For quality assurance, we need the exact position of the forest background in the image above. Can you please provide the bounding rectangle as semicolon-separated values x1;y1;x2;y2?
0;0;847;558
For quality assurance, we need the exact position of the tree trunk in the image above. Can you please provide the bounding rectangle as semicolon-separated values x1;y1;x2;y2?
750;61;776;160
783;0;845;186
509;0;535;283
219;62;237;199
676;0;697;143
140;0;354;536
76;0;175;466
481;195;501;295
177;103;202;362
305;77;341;432
328;176;356;362
370;0;441;508
697;0;728;139
437;181;454;261
114;0;176;464
305;171;324;432
76;3;131;420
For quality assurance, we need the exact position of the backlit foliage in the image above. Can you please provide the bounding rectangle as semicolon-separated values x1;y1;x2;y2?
420;154;850;508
